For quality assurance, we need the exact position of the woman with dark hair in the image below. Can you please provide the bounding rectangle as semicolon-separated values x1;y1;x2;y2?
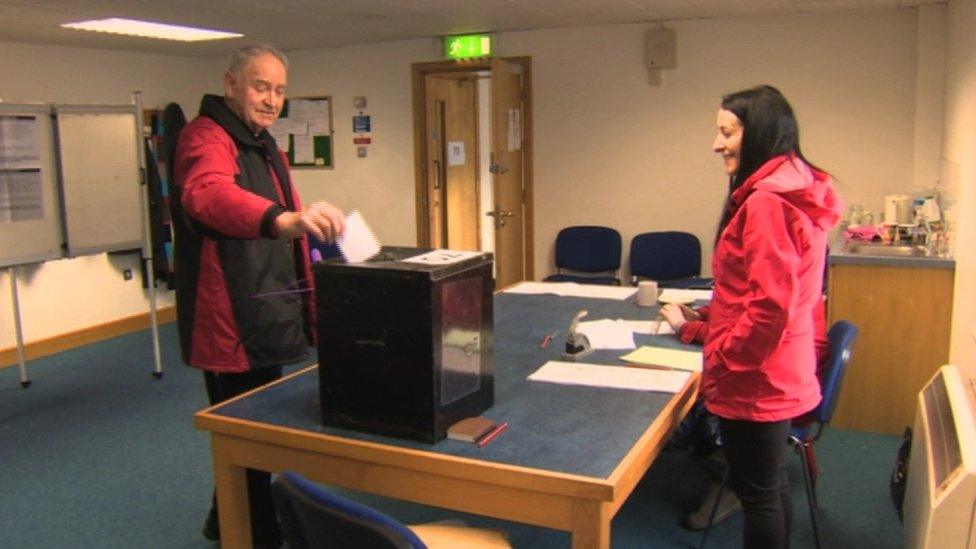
702;85;842;547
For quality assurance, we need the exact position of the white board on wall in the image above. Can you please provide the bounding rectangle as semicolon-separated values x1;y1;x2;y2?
55;104;144;257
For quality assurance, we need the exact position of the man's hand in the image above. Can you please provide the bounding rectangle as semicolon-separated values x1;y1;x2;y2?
274;201;345;242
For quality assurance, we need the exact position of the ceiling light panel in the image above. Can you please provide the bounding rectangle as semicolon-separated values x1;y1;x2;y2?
60;17;242;42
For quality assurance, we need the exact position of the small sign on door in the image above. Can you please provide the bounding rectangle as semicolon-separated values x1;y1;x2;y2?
447;141;466;166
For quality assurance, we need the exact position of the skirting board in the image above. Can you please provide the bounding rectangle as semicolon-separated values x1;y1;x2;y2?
0;306;176;369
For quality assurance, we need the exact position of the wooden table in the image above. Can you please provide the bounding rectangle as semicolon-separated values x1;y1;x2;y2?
195;291;700;548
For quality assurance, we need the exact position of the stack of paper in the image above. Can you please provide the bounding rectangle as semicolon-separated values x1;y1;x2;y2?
619;346;703;372
658;289;713;304
576;319;637;349
401;249;483;265
504;281;637;301
528;361;690;393
618;320;675;336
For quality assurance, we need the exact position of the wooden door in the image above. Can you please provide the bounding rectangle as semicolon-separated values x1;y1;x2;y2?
423;73;479;250
489;58;525;288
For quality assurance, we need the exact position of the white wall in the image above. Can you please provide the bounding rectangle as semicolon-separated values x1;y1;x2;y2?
0;7;947;353
501;9;922;279
0;42;216;349
283;41;435;247
943;0;976;375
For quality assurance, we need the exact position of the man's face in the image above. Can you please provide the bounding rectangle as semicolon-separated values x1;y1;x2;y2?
224;53;287;134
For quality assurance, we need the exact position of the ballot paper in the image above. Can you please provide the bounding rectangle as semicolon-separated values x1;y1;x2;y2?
337;210;380;263
401;249;483;265
576;319;637;350
658;289;713;304
528;361;690;393
504;281;637;301
620;319;675;335
619;346;703;372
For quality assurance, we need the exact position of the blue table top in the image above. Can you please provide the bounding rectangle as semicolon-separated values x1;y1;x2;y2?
209;291;701;480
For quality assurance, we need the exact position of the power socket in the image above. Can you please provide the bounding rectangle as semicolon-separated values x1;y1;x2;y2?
123;269;133;281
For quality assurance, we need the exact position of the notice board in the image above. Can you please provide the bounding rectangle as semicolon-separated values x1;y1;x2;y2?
55;105;144;257
268;96;333;168
0;104;63;268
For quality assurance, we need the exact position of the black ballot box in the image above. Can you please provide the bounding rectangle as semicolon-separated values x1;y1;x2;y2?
313;246;494;443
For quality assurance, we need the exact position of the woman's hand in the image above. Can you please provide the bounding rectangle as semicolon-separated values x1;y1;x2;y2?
660;303;688;330
678;303;701;321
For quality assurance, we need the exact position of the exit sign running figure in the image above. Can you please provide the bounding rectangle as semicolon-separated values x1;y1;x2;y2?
444;34;492;59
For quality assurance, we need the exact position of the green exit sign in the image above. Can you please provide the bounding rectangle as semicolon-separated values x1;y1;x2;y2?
444;34;492;59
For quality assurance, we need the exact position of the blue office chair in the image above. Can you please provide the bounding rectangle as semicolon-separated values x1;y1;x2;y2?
700;320;859;549
543;225;621;285
629;231;712;288
272;471;510;549
786;320;858;548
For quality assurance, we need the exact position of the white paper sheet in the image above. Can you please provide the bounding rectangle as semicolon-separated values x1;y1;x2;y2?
308;116;330;136
401;249;483;265
658;289;713;304
577;319;636;350
504;281;637;301
528;361;690;393
0;116;40;170
621;319;675;335
293;135;314;164
0;169;43;222
337;210;380;263
447;141;466;166
619;346;703;372
268;126;290;153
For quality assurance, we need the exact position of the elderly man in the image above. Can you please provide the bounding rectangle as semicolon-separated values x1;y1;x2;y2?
172;43;343;546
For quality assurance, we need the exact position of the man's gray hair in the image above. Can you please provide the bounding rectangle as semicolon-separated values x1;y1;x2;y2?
226;44;288;78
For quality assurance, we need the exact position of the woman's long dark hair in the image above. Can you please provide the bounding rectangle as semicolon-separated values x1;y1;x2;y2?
714;85;818;244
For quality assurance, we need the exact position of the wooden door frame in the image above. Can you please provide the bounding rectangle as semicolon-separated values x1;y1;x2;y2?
411;57;535;280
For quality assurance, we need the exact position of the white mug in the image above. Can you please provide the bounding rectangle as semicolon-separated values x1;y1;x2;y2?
636;280;658;307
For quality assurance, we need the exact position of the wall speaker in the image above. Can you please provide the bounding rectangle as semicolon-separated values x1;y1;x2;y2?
645;28;677;69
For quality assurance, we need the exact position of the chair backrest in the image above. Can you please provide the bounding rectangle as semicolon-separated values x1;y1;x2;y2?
272;471;426;549
813;320;859;425
629;231;702;281
554;226;621;273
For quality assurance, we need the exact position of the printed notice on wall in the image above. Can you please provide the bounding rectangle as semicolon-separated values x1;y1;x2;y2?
0;115;41;170
0;169;43;222
507;108;521;152
447;141;466;166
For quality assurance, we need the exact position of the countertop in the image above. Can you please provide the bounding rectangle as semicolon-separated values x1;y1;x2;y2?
828;230;955;270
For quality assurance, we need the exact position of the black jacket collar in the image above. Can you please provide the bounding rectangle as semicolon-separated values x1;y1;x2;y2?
199;94;268;148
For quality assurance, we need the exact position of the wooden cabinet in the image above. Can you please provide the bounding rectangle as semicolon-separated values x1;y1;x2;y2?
827;262;954;434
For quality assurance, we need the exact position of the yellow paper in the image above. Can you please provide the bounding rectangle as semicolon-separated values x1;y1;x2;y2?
619;346;702;372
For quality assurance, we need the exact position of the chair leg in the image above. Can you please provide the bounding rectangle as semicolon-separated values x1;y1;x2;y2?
698;469;729;549
796;443;821;549
804;445;820;508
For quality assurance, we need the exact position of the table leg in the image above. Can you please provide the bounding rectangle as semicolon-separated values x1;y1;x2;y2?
571;500;611;549
212;439;252;549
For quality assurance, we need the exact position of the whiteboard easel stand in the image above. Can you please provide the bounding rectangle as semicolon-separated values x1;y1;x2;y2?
133;91;162;379
7;266;31;388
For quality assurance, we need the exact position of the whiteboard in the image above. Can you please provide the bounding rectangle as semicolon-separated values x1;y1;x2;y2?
55;105;144;257
0;104;63;268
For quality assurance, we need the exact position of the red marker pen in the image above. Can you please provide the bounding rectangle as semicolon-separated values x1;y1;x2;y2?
477;422;509;448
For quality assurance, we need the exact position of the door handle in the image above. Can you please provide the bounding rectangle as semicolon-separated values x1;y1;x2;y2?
432;159;442;189
486;209;514;228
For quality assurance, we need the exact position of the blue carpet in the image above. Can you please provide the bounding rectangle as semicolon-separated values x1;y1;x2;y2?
0;324;904;548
